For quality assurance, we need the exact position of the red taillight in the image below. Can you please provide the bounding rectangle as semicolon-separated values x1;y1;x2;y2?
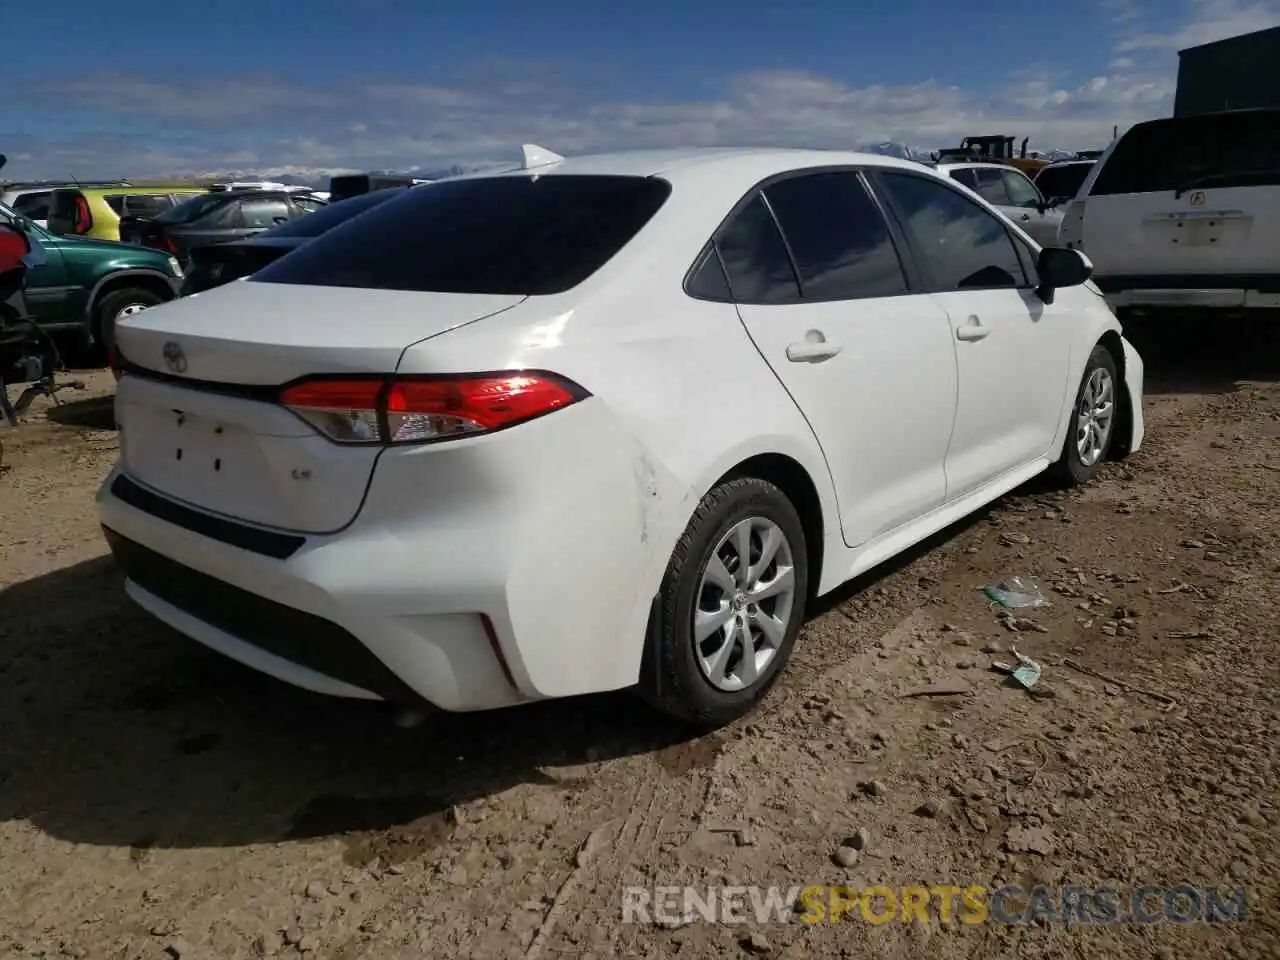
279;372;587;445
73;196;93;234
163;234;180;256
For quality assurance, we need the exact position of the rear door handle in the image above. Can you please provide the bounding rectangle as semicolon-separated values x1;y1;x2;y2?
785;341;842;362
955;316;991;342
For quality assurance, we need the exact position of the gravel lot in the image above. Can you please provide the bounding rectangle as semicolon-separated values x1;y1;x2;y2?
1;314;1277;960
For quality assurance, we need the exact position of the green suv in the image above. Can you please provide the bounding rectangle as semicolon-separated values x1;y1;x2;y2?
1;200;182;356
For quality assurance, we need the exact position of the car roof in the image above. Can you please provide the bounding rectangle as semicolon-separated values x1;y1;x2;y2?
52;185;208;197
931;161;1022;174
455;147;932;187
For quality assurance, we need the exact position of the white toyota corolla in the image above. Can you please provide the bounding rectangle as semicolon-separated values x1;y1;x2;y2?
98;146;1145;726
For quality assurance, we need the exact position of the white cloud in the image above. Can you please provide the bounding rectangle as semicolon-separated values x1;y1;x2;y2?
1115;0;1280;51
13;0;1263;181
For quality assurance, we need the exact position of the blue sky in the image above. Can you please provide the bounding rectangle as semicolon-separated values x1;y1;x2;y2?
3;0;1277;179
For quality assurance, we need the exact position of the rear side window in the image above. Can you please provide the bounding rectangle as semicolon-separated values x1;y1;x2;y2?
240;198;291;227
1001;171;1042;208
122;194;173;217
875;172;1026;292
763;171;908;300
12;191;52;220
714;194;800;303
104;194;126;215
970;168;1011;205
255;175;672;296
1034;163;1092;201
156;192;226;224
1091;109;1280;196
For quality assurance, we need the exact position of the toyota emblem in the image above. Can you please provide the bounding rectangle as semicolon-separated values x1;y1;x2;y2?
162;341;188;374
1189;190;1206;206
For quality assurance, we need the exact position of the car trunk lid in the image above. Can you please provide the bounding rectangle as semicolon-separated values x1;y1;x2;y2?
113;281;526;533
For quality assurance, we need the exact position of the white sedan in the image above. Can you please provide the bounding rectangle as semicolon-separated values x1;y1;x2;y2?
98;145;1144;726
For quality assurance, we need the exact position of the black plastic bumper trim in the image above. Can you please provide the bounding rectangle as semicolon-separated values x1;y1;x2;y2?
111;474;305;560
103;526;423;704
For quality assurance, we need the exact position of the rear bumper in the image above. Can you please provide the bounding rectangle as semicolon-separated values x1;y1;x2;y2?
1096;274;1280;309
95;399;684;711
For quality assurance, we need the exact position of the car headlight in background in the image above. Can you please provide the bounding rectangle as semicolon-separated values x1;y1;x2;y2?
168;256;183;278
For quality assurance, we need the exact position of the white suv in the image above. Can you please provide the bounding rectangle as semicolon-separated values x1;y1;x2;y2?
1059;108;1280;312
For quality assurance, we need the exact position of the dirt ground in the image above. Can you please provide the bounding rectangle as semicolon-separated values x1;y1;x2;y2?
1;314;1277;960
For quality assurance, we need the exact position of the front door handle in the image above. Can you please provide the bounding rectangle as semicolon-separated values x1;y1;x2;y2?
786;341;842;362
955;316;991;342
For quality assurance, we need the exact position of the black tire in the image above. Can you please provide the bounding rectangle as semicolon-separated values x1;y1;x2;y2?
1051;344;1119;486
94;287;165;360
640;477;809;727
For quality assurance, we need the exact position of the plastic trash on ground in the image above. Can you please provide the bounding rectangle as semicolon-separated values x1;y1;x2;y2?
993;647;1043;690
982;576;1050;610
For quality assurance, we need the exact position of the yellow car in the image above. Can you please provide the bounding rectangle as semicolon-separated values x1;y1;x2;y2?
47;185;210;242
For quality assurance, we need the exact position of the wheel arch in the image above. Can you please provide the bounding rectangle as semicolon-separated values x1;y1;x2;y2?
709;451;828;600
1097;329;1135;459
84;269;177;337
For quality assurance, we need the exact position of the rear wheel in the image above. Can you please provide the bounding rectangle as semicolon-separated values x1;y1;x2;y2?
94;287;164;361
640;477;808;727
1052;344;1119;486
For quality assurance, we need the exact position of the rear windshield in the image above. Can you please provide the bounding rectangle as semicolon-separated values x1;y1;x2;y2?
1034;163;1093;201
263;188;404;239
155;191;225;224
254;174;673;295
1090;109;1280;196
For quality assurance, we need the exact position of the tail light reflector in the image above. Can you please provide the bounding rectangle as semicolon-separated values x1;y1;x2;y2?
279;372;588;445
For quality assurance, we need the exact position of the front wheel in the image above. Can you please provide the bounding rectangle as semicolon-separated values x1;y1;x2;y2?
1052;344;1119;486
94;287;165;360
640;477;809;727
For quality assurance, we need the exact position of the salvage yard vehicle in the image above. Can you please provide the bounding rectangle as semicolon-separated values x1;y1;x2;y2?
0;199;181;358
181;187;407;295
98;145;1145;726
119;189;328;263
1059;107;1280;313
1033;159;1096;206
46;185;209;243
933;135;1050;176
933;161;1065;247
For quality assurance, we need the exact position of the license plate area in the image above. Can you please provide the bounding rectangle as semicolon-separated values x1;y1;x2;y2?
120;403;275;517
1146;211;1251;249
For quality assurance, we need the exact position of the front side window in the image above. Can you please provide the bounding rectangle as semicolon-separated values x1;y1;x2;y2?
763;171;908;300
875;172;1025;292
948;168;979;190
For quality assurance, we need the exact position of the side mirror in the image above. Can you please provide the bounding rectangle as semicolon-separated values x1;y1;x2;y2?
1036;246;1092;305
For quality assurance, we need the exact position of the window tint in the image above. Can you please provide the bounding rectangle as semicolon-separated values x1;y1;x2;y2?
290;196;326;214
763;172;908;300
1091;109;1280;196
1033;163;1092;202
264;189;403;239
1002;171;1042;208
948;168;979;189
156;192;226;224
876;172;1026;292
255;175;672;296
240;198;292;228
104;194;126;215
714;194;800;303
969;168;1010;205
12;192;52;220
686;246;733;301
123;194;173;217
